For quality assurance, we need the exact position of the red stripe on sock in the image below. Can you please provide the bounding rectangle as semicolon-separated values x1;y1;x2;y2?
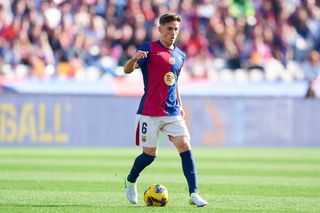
136;122;140;146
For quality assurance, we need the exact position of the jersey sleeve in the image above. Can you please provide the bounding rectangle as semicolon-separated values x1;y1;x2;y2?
137;43;150;67
178;51;187;76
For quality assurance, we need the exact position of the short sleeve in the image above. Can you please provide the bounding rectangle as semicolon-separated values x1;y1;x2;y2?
137;43;150;67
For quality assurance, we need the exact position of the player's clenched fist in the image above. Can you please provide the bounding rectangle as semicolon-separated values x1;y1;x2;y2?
132;50;148;62
124;50;149;73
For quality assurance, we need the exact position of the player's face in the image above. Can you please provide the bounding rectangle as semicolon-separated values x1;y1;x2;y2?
159;21;180;48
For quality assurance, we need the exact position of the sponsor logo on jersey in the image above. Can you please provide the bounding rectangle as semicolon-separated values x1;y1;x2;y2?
164;72;175;86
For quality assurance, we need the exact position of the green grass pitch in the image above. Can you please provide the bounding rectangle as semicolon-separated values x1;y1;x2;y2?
0;147;319;213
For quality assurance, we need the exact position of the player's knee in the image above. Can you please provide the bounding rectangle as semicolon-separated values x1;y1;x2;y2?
178;142;191;152
143;147;158;157
175;139;191;152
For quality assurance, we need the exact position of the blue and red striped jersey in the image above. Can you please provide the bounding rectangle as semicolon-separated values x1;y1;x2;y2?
136;40;186;116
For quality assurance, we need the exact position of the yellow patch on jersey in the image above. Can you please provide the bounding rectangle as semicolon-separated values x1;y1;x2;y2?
168;57;175;65
164;72;175;86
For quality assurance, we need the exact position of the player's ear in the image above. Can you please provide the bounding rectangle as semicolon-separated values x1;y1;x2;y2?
158;26;162;33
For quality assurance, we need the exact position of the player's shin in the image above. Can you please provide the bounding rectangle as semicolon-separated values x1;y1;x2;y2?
127;152;156;183
179;150;198;194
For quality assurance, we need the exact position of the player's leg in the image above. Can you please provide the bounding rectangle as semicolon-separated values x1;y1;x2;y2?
125;147;157;204
162;116;207;207
125;115;159;204
127;147;157;183
170;136;207;207
169;136;197;194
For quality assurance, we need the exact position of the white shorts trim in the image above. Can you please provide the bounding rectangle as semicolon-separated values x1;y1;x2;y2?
135;115;190;147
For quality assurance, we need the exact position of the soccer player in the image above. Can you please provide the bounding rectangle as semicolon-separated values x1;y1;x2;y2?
123;13;208;207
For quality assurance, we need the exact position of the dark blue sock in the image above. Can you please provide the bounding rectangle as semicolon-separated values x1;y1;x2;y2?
127;152;155;183
180;150;198;195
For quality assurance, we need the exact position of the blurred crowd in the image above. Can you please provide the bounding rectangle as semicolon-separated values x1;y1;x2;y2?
0;0;320;85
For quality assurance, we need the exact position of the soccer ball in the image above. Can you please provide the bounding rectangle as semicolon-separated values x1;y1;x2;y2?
143;183;169;206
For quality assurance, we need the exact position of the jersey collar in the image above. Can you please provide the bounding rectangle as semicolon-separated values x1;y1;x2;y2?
158;40;175;50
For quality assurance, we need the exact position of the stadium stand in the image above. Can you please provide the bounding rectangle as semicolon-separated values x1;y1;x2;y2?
0;0;319;96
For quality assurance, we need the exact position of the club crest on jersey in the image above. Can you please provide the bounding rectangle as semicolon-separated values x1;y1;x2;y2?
168;57;175;65
164;72;175;86
142;135;147;142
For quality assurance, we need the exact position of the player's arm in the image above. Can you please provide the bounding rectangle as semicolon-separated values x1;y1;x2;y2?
123;50;148;74
176;82;185;118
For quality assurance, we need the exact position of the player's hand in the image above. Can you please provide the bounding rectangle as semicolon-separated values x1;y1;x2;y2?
132;50;148;62
180;107;185;118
